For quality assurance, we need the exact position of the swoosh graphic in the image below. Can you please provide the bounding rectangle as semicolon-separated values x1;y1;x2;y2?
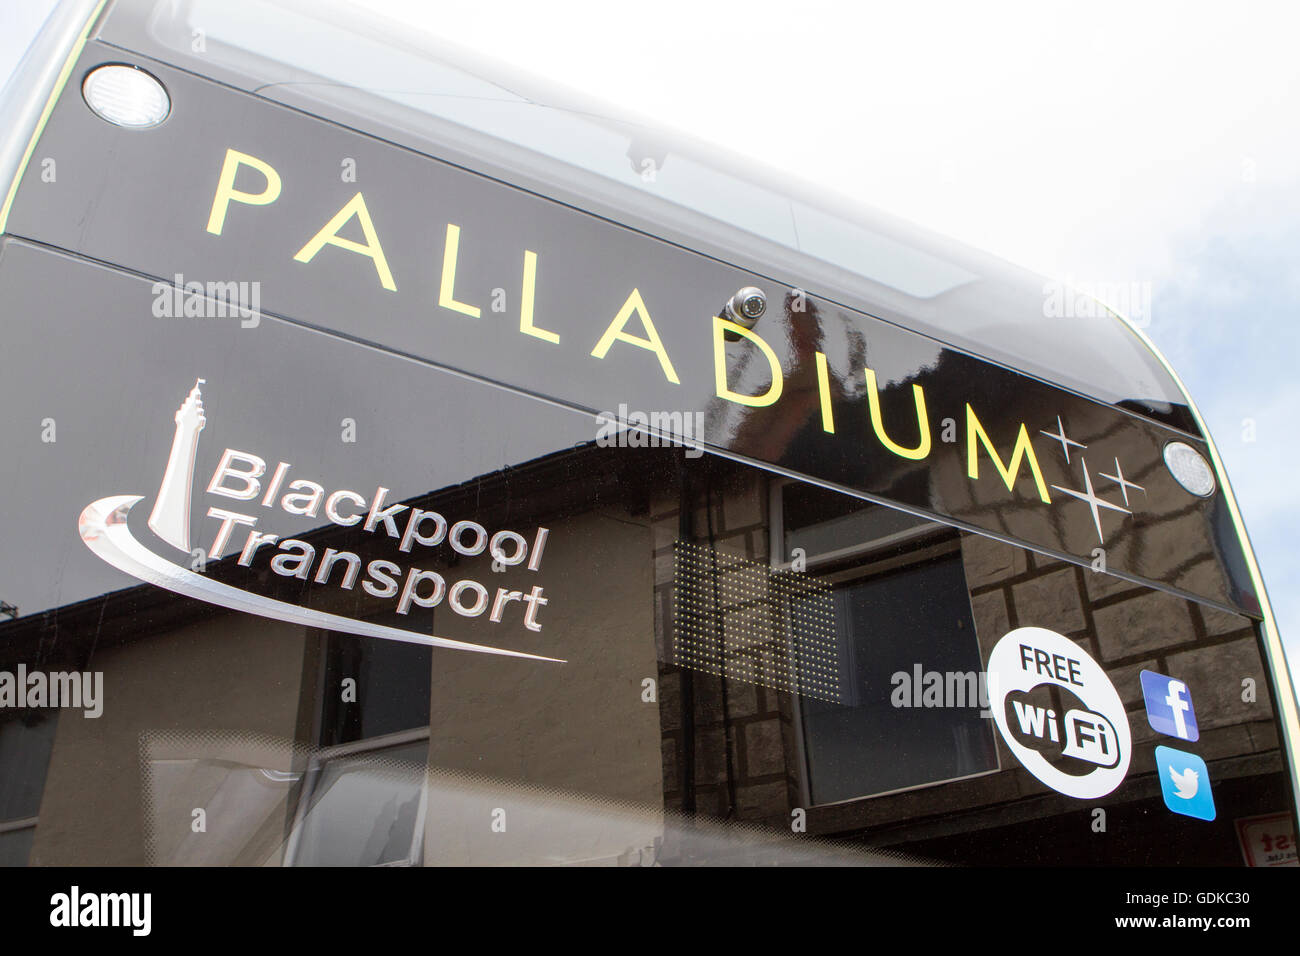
78;495;565;663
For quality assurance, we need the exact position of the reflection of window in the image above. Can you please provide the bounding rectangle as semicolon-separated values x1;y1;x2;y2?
285;730;428;867
0;712;58;866
775;482;997;804
318;624;432;746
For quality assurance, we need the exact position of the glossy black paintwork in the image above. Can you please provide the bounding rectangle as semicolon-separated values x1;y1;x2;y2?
0;0;1292;872
0;239;601;653
91;0;1198;430
1;41;1255;615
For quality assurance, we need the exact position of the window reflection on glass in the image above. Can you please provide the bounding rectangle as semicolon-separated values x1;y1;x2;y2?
0;712;58;866
318;628;432;747
0;712;58;822
0;826;35;867
779;482;997;804
288;735;427;867
800;557;998;804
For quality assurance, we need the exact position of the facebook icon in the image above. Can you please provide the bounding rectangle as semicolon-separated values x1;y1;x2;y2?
1141;670;1200;742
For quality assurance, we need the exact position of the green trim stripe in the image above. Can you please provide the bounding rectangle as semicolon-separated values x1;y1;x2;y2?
0;0;107;236
1120;316;1300;805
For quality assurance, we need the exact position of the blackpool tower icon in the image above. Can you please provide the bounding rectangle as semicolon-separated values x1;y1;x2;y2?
148;379;207;552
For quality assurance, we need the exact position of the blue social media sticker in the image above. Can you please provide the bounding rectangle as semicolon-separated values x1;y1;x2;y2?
1155;746;1215;821
1140;670;1199;742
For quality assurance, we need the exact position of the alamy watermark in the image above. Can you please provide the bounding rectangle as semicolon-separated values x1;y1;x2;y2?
0;665;103;718
1042;276;1152;329
596;403;705;458
152;272;261;328
891;664;991;717
50;886;150;935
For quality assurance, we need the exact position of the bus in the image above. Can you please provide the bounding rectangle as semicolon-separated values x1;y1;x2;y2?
0;0;1295;867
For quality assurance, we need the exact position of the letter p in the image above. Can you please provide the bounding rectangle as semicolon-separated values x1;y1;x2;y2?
397;569;445;615
399;509;448;553
207;149;282;235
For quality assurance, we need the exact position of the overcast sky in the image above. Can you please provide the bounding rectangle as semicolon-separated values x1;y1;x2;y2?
3;0;1298;687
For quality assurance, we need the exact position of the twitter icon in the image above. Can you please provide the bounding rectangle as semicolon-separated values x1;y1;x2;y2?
1155;746;1216;821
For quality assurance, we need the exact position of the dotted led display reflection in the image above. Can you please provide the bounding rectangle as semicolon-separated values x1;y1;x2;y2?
672;540;840;703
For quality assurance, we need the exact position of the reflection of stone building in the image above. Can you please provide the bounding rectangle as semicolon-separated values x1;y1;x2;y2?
2;447;667;866
0;445;1289;866
649;455;1287;865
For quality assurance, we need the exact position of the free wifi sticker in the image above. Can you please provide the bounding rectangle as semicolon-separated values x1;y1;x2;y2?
987;627;1132;799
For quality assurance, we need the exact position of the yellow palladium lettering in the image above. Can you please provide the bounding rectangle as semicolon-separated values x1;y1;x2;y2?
520;249;560;343
713;316;782;407
294;192;396;292
815;352;835;433
591;288;680;385
206;148;281;236
199;148;1059;514
439;223;480;317
865;367;930;460
965;404;1052;503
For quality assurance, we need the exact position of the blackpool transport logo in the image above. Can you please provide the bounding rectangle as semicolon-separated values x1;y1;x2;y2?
78;379;562;664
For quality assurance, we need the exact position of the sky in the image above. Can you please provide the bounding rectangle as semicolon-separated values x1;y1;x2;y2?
2;0;1298;688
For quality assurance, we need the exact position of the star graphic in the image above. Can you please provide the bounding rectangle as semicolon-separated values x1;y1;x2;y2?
1040;415;1087;464
1051;457;1130;544
1098;456;1146;508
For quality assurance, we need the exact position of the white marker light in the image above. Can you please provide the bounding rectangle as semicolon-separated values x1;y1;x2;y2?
82;65;170;129
1163;441;1216;497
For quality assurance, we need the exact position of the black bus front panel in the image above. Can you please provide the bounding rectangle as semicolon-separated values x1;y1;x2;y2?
0;237;1291;866
0;0;1294;868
